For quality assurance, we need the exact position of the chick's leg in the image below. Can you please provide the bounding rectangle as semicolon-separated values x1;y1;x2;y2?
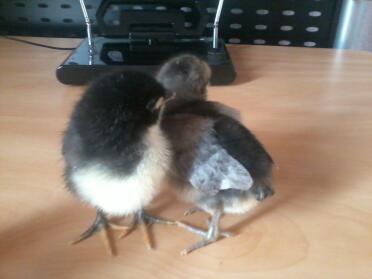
180;209;231;255
142;213;178;226
70;210;133;256
137;210;153;250
175;206;233;239
137;210;182;250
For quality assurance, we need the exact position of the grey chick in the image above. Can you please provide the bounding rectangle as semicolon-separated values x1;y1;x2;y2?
156;54;211;101
157;54;240;120
62;71;175;255
157;55;275;255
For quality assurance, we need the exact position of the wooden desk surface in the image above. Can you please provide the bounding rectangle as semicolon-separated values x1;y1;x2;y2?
0;38;372;279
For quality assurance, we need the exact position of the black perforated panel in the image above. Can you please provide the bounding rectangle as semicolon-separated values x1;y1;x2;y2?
0;0;342;48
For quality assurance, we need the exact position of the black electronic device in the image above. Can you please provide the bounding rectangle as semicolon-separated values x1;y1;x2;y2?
57;0;236;85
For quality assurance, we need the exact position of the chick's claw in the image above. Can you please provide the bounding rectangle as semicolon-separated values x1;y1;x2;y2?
183;207;201;216
70;211;117;256
180;238;218;256
136;211;184;250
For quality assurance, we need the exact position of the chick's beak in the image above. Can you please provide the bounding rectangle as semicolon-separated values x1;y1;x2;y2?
153;93;175;111
153;97;164;111
164;92;176;103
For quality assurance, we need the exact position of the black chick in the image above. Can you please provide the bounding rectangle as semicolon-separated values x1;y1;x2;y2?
157;55;275;255
62;71;174;255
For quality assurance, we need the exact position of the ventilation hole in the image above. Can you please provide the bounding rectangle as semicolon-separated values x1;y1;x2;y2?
15;2;25;7
306;26;319;32
278;40;291;46
206;22;214;28
230;8;243;14
180;7;192;13
41;17;50;22
304;41;317;47
207;7;216;13
184;22;192;28
282;10;295;16
253;39;266;45
309;11;322;17
228;38;241;44
86;4;93;9
156;6;167;11
63;18;73;23
108;51;123;62
256;9;269;15
37;3;48;8
61;4;71;9
18;17;28;22
255;24;267;30
133;5;143;10
280;25;293;31
109;5;119;12
230;23;242;29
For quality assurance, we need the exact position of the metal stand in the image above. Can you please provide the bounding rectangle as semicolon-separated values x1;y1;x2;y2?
79;0;94;56
213;0;225;49
57;0;236;85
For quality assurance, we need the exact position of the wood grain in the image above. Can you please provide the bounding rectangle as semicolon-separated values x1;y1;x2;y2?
0;37;371;279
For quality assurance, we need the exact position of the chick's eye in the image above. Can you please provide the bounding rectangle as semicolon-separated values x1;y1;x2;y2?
146;98;158;111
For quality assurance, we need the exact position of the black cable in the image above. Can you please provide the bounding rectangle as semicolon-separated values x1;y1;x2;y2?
1;35;76;50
